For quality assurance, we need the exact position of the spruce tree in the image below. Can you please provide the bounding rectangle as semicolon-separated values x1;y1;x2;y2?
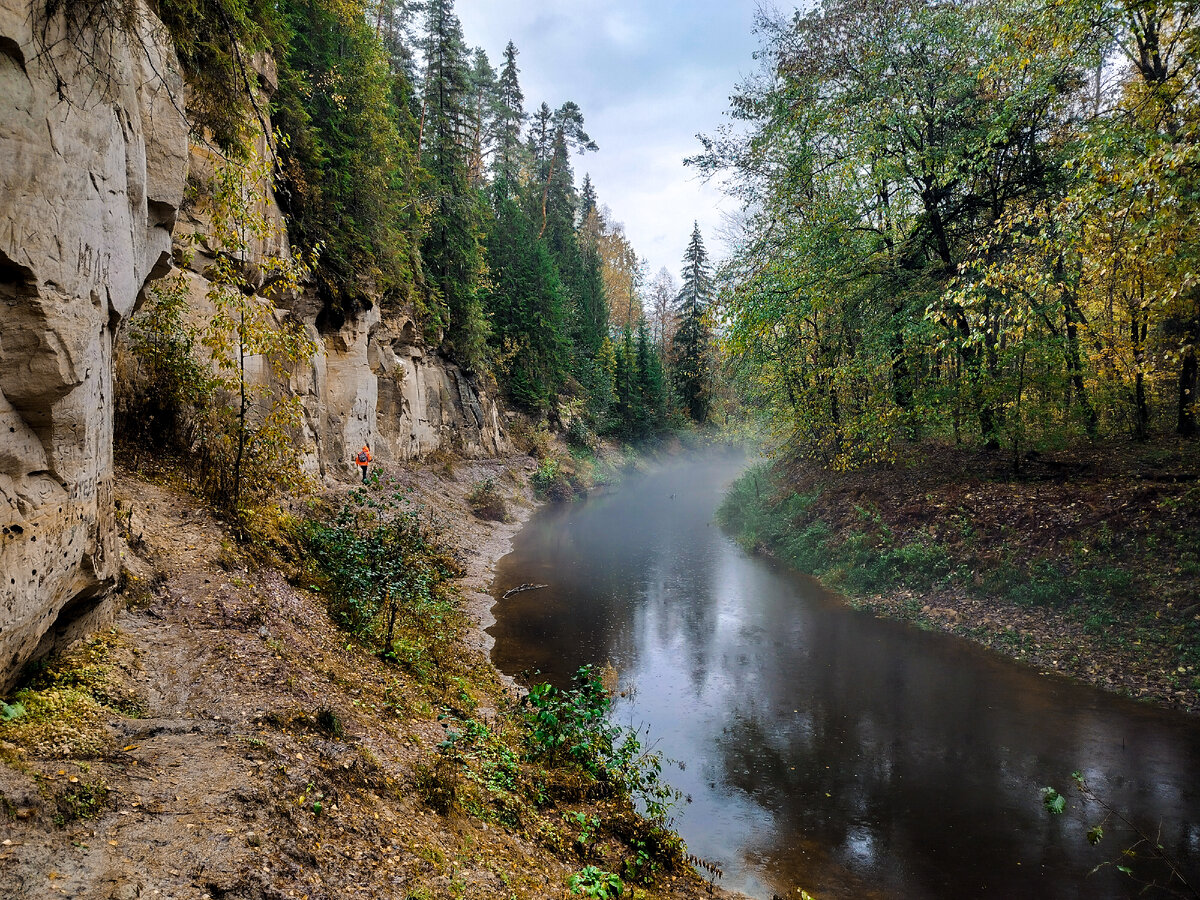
484;197;569;410
419;0;488;371
671;222;714;423
636;319;667;433
466;48;496;186
492;41;527;192
579;174;598;227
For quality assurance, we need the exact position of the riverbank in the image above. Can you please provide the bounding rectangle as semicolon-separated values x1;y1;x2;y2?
718;439;1200;714
0;454;736;899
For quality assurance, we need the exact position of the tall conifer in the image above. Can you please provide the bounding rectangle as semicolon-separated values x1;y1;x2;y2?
672;222;714;423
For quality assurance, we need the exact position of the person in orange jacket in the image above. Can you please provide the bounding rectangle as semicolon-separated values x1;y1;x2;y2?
354;444;372;483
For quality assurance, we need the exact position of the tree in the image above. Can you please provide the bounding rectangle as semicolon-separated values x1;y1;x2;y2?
648;267;677;351
491;40;528;192
419;0;489;371
534;101;598;238
635;319;668;433
484;197;570;410
197;147;318;529
274;0;423;316
671;223;714;424
466;47;497;186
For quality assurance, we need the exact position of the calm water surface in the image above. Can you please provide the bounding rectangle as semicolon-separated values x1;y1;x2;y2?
489;453;1200;899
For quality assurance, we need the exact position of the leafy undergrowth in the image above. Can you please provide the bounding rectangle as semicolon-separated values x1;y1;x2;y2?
719;439;1200;712
0;465;724;900
0;634;146;760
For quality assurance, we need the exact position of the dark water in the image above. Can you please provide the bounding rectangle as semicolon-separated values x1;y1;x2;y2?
488;453;1200;899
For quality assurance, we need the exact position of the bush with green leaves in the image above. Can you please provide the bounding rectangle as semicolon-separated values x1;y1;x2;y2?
301;479;461;673
568;866;623;899
466;477;507;522
523;666;681;828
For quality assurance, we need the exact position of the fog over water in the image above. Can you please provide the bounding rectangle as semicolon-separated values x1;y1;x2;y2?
490;453;1200;899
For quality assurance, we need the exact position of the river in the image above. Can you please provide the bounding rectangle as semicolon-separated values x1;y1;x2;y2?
488;452;1200;899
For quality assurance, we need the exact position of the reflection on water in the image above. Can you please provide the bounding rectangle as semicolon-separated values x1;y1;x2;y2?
489;453;1200;899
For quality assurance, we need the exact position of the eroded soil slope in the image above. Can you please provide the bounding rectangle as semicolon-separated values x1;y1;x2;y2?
0;459;728;900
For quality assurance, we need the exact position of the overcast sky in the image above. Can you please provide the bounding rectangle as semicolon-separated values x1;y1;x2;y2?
455;0;765;281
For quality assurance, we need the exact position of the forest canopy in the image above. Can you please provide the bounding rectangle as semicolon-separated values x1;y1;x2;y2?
153;0;709;438
696;0;1200;468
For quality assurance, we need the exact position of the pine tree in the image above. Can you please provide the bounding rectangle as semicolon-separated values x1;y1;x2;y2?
466;48;496;186
671;222;714;424
419;0;488;371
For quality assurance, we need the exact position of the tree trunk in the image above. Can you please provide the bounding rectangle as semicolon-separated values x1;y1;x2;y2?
1061;288;1098;439
1132;310;1150;440
1178;310;1199;438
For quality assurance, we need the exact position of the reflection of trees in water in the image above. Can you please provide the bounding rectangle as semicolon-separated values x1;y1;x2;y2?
710;598;1200;899
493;457;1200;899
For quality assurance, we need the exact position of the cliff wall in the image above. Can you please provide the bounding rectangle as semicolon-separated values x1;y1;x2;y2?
0;0;188;689
0;3;507;690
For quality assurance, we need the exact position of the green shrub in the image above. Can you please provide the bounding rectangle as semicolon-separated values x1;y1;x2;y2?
531;458;577;500
300;479;462;677
569;866;623;899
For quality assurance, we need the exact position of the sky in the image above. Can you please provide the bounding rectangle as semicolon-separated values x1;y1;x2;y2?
455;0;765;281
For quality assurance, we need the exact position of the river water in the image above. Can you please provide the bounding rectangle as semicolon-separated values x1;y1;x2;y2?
488;453;1200;899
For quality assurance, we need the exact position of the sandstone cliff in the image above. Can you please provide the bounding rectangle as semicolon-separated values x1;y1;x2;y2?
0;2;507;691
0;0;187;690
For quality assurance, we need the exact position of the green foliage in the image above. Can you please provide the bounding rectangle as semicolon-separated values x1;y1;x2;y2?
53;778;111;826
1042;770;1198;894
154;0;280;150
522;666;681;828
671;223;715;425
300;478;461;675
419;0;490;371
193;147;318;527
718;465;951;594
531;458;576;501
1041;786;1067;815
523;667;614;774
484;196;569;409
273;0;424;314
1;636;143;758
568;866;623;899
702;0;1200;463
116;266;212;451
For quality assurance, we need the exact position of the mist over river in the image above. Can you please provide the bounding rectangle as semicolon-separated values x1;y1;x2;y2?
489;452;1200;899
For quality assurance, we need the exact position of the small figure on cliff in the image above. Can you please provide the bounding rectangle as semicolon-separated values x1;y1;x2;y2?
354;444;372;483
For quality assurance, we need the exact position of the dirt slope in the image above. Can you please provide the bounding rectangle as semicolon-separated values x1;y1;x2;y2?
0;459;734;900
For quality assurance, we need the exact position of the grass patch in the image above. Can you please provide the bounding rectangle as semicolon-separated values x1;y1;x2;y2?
718;464;951;594
0;634;144;759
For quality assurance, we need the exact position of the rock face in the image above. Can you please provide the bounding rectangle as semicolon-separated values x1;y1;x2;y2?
0;2;187;689
0;2;506;692
173;121;506;483
305;308;506;479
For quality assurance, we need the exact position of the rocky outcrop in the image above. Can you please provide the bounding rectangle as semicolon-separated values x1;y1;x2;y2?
306;307;506;478
0;1;506;692
0;1;187;689
173;116;506;482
